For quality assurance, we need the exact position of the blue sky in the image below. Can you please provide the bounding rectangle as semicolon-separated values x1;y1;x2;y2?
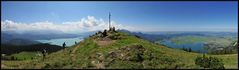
1;1;238;33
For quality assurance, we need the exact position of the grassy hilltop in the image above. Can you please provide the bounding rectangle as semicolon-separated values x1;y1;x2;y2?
1;29;238;69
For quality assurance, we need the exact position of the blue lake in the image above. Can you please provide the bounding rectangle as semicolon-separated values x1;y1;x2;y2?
36;37;84;47
160;40;207;53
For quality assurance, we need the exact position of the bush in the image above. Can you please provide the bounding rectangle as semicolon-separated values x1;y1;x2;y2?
181;47;192;52
195;54;224;69
44;63;51;68
11;56;15;60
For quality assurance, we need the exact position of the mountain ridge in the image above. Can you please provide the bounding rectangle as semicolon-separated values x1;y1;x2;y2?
1;30;237;69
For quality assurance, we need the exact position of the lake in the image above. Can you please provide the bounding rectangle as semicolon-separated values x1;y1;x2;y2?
159;40;207;53
36;37;84;47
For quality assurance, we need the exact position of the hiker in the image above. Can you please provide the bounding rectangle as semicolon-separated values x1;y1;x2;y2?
42;49;47;61
63;42;66;49
75;41;77;45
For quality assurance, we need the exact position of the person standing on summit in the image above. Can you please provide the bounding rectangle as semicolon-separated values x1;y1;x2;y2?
42;48;47;61
63;42;66;49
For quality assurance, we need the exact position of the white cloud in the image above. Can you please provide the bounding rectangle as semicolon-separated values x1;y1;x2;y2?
1;16;136;34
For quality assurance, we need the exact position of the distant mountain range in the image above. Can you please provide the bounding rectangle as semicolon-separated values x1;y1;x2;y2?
1;30;96;45
1;31;84;55
2;31;81;40
118;29;238;42
118;29;167;42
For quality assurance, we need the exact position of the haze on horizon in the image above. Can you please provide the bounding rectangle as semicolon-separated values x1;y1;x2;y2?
1;1;238;34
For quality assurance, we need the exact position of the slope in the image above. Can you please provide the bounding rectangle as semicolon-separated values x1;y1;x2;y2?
1;31;238;69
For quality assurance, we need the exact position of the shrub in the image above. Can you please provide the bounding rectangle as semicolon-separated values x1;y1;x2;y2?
11;56;15;60
195;54;224;69
44;63;51;68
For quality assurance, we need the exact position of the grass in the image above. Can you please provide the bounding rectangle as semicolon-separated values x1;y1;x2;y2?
9;52;40;60
212;54;238;69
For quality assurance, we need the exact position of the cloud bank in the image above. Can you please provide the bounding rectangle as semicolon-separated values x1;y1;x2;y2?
1;16;135;34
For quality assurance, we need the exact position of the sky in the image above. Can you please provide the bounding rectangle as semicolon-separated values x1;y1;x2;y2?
1;1;238;34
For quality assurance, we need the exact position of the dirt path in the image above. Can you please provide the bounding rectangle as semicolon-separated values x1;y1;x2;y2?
94;39;115;46
69;40;112;68
70;44;81;64
1;64;9;69
96;40;114;46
